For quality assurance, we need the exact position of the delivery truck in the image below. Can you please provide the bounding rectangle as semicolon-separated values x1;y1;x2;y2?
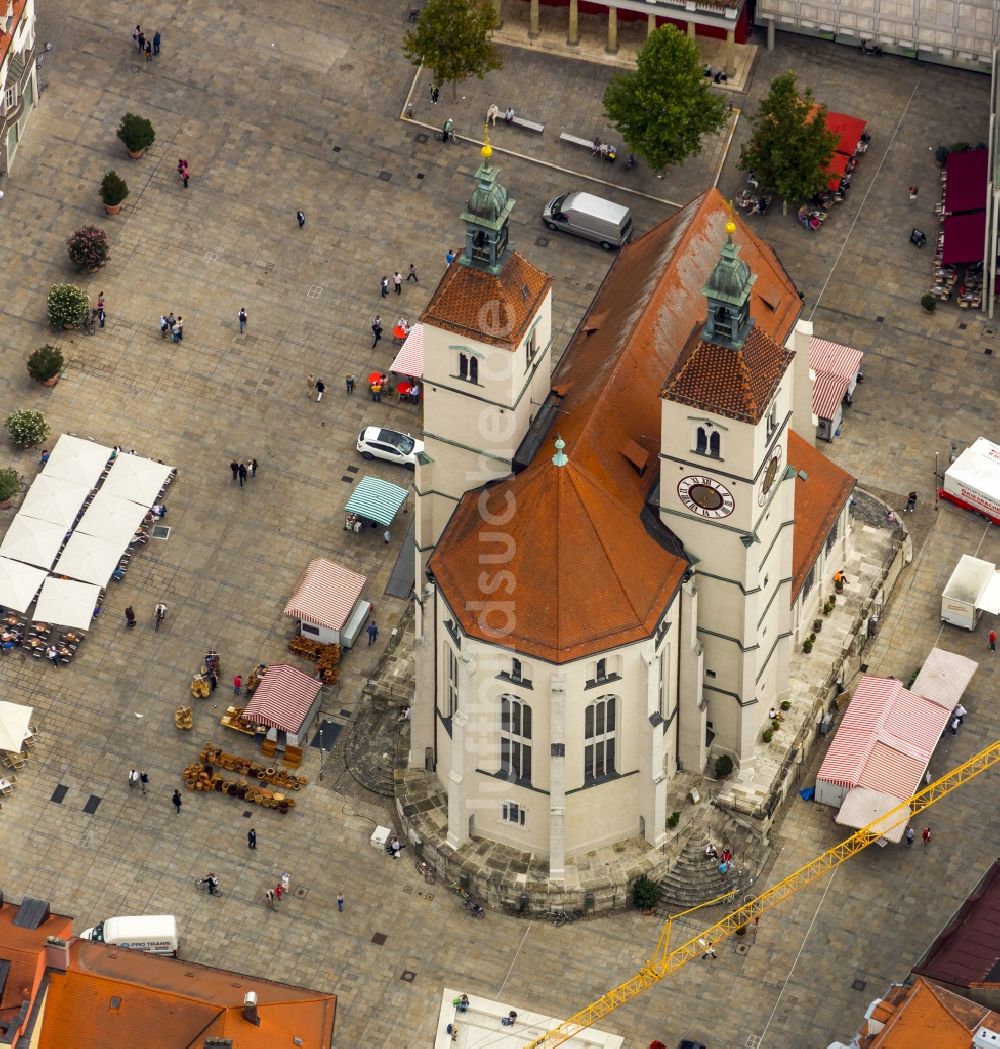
79;914;178;955
940;554;1000;629
939;437;1000;524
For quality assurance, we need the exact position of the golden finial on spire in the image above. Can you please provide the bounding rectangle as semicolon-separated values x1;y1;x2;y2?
481;123;493;161
724;199;737;237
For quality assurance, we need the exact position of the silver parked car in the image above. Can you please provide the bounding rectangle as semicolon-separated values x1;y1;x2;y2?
356;426;424;467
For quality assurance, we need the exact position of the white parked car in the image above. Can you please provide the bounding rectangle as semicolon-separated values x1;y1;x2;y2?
356;426;424;467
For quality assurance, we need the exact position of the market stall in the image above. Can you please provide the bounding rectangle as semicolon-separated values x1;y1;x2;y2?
344;476;409;530
939;437;1000;525
910;647;978;707
76;492;149;548
0;516;66;570
240;663;323;747
54;531;125;586
99;454;174;506
284;558;370;648
0;701;33;753
940;554;1000;629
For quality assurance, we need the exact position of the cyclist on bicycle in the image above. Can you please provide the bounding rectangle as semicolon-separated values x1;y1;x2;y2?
154;602;167;622
198;873;220;895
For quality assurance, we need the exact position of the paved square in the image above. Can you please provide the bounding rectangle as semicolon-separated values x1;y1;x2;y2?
0;3;996;1047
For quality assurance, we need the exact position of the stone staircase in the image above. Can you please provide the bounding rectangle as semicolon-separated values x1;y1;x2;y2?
657;804;769;912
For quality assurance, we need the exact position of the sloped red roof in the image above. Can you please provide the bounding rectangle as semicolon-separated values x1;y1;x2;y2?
862;978;999;1048
661;324;794;423
420;251;552;349
0;1;29;67
788;431;855;601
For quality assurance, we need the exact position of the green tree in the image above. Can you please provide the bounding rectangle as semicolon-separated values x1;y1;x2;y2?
602;26;727;172
403;0;502;101
739;72;839;210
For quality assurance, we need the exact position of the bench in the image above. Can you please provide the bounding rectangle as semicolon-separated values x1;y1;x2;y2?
507;115;544;134
560;132;596;150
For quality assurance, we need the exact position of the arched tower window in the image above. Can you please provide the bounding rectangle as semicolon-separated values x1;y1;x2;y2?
500;696;532;785
584;696;617;783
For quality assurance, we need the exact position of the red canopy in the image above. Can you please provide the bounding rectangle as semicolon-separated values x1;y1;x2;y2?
826;112;867;157
941;211;986;265
944;149;988;214
824;152;850;191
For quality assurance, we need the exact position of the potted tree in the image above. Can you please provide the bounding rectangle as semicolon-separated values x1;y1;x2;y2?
27;345;65;387
0;468;20;509
67;226;110;271
100;170;129;214
47;283;89;328
632;874;662;915
6;409;50;448
116;112;156;158
714;754;734;779
921;293;937;313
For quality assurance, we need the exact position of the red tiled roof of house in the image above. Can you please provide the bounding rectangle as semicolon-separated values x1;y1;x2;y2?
432;190;804;661
861;977;1000;1048
38;939;335;1049
661;324;794;423
0;900;73;1037
788;431;855;601
420;250;552;349
0;0;29;67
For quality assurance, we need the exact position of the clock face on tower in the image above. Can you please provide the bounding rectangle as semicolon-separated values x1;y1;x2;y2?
758;448;782;506
677;475;735;519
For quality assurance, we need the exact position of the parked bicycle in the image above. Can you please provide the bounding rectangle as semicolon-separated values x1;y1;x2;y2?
195;873;222;896
450;883;486;918
415;859;436;884
549;909;584;927
82;309;97;335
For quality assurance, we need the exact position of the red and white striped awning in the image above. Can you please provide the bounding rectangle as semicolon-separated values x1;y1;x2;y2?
283;558;367;632
812;372;846;422
242;663;322;733
389;323;424;379
817;676;952;800
810;337;864;380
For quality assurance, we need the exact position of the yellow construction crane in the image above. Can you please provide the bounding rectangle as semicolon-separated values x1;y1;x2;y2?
527;740;1000;1048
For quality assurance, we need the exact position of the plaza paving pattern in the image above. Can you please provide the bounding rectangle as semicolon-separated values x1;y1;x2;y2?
0;2;996;1046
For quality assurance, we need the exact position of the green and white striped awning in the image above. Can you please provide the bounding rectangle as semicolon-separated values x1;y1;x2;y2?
345;476;408;527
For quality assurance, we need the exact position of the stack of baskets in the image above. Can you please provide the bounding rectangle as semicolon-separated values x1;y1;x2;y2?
197;743;308;790
287;635;341;685
181;762;296;814
175;705;194;730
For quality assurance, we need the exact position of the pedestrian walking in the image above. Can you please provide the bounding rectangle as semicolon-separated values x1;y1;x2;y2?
922;826;932;845
908;184;919;202
430;83;440;104
273;883;284;902
380;275;389;297
234;674;242;695
372;315;383;347
265;888;279;910
905;826;914;847
247;827;257;850
238;463;248;487
315;379;326;402
953;702;967;725
125;605;136;628
698;938;717;960
949;715;961;735
383;528;391;544
152;29;161;55
46;644;60;667
137;29;146;52
129;768;139;790
238;308;247;333
367;620;378;646
230;459;239;480
904;491;917;512
172;789;182;814
97;292;106;328
446;248;455;265
177;160;189;188
407;263;418;283
133;25;141;48
249;457;258;478
307;372;316;396
280;872;290;894
296;210;305;228
337;892;344;912
345;374;356;394
139;771;148;794
171;316;183;342
393;271;403;295
989;629;996;652
209;669;218;691
144;40;152;60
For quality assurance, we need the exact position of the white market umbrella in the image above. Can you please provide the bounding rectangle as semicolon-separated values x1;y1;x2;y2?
53;532;124;586
32;576;101;632
0;516;66;569
19;474;91;529
0;557;48;613
43;435;113;489
76;493;148;548
100;455;173;507
0;701;33;752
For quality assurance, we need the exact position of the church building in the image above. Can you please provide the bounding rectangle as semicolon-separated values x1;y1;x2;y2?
409;141;855;882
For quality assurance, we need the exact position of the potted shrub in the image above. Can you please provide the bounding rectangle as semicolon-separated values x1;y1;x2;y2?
47;283;89;328
780;700;791;712
632;874;661;914
67;226;110;271
921;293;937;313
100;170;129;214
762;727;774;743
714;754;734;779
7;409;49;448
0;467;20;508
822;600;833;615
802;638;813;653
27;345;65;386
116;112;155;158
666;811;680;829
812;617;823;633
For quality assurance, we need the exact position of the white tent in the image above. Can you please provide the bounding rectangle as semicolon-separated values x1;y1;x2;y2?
0;557;48;613
43;435;112;489
76;493;148;548
0;516;66;569
19;474;91;529
33;576;101;631
0;701;33;752
100;455;173;507
54;532;123;586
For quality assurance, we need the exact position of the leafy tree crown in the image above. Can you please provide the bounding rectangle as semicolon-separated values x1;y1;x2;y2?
403;0;502;90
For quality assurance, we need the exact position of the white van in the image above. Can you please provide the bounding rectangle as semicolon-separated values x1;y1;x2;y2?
79;914;178;956
542;191;633;249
